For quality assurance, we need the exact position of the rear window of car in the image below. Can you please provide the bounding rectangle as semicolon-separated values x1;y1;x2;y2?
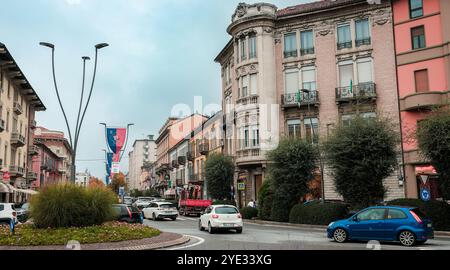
215;207;238;214
411;208;428;219
159;204;173;209
387;209;407;219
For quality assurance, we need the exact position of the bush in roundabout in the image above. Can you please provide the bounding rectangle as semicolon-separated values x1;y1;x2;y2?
240;207;258;220
30;183;118;229
387;199;450;231
289;202;350;225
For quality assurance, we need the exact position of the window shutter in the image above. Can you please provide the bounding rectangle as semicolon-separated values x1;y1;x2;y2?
339;64;354;87
250;74;257;95
285;70;299;94
357;59;372;83
415;69;429;93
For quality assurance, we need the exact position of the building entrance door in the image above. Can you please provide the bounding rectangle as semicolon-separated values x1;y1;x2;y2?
254;175;263;201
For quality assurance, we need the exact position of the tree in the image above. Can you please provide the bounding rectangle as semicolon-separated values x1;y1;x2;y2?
267;138;317;222
109;172;128;194
258;177;274;220
324;116;399;207
205;153;234;200
417;108;450;199
88;177;105;188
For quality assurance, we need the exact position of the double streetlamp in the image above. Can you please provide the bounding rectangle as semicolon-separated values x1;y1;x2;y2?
40;42;109;182
299;89;325;203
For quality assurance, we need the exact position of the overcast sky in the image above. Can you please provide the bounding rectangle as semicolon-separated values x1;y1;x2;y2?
0;0;308;179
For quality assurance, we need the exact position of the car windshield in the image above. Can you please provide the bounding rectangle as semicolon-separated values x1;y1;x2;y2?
215;207;238;214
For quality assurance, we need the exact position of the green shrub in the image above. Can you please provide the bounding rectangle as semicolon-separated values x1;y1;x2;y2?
289;202;350;225
258;179;274;220
212;200;236;206
30;183;117;229
240;207;258;220
387;199;450;231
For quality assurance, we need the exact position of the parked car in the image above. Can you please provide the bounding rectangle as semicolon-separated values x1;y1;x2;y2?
16;203;30;223
199;205;243;234
327;206;434;246
112;204;143;224
142;201;178;221
0;203;17;225
123;196;134;206
133;197;157;210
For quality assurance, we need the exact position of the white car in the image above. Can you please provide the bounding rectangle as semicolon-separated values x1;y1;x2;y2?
0;203;18;224
143;201;178;221
199;205;243;234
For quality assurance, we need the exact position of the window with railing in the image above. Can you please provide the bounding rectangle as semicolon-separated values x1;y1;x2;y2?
355;19;371;47
337;24;352;49
300;30;314;56
284;32;298;58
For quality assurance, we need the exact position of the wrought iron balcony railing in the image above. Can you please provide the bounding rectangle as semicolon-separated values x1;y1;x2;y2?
284;50;298;58
337;41;352;50
300;48;315;56
336;82;377;102
282;91;319;107
356;37;371;47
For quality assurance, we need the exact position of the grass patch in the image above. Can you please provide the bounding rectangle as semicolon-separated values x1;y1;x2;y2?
0;222;160;246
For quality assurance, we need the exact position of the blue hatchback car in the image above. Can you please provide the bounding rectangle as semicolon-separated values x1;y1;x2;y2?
327;206;434;246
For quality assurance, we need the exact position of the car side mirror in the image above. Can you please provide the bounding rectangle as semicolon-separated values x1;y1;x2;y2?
352;216;359;222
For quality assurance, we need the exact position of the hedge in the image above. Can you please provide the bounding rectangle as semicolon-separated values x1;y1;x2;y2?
387;199;450;231
240;207;258;220
289;202;350;225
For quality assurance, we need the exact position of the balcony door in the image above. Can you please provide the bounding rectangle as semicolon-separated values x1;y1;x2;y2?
339;62;354;98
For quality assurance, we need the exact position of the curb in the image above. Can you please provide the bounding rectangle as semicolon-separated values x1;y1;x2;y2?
245;219;450;237
106;235;191;250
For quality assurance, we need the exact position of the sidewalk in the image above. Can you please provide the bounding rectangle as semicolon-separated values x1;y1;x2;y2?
0;232;190;250
244;219;450;237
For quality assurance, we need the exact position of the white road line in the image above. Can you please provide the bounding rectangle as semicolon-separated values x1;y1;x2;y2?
168;235;205;250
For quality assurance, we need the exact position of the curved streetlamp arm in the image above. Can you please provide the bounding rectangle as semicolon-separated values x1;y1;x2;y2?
74;57;90;154
49;47;74;149
75;48;98;148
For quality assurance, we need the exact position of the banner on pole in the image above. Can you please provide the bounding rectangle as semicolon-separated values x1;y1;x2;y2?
106;128;127;154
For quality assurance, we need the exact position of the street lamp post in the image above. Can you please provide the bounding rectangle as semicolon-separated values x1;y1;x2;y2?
300;89;325;203
40;42;109;182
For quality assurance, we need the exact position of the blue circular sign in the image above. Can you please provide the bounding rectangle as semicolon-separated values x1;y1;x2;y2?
420;188;431;201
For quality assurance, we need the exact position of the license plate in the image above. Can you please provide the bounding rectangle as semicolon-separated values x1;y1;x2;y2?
427;223;432;228
223;223;235;227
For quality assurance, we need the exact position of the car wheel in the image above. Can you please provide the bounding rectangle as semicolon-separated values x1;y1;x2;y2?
236;228;243;234
399;230;416;247
333;228;348;243
208;222;215;234
199;220;204;231
171;217;177;221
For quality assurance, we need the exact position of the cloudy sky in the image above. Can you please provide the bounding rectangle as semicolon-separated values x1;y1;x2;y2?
0;0;307;178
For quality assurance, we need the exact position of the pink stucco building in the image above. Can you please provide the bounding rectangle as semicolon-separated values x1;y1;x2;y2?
393;0;450;199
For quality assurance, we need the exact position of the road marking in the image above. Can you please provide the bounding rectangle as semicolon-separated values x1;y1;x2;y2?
167;235;205;250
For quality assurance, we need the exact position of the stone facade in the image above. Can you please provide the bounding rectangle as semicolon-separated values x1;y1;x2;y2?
216;0;405;205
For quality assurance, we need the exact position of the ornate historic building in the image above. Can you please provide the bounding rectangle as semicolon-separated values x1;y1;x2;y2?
216;0;405;206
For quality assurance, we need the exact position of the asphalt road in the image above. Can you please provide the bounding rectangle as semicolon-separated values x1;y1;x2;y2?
143;216;450;250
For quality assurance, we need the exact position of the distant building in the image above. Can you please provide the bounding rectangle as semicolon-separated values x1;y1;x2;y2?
34;127;73;182
31;139;63;189
127;135;157;191
75;170;91;188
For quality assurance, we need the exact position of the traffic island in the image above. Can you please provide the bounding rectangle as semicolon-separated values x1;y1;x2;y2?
0;221;189;250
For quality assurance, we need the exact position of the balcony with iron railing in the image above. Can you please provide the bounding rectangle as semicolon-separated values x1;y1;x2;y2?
27;171;38;180
11;132;26;147
30;119;37;129
284;50;298;58
198;141;210;155
13;102;23;115
188;173;203;183
186;151;194;161
9;166;25;176
300;47;315;56
335;82;377;103
0;119;5;132
337;41;352;50
58;167;67;174
355;37;371;47
178;156;186;166
28;145;39;156
236;95;259;106
281;90;319;108
171;159;179;169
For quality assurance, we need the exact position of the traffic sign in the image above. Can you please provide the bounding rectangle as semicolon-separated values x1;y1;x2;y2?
420;188;431;202
238;182;245;191
420;174;429;185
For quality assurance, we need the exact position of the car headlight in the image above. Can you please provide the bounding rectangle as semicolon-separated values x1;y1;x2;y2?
328;222;335;227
